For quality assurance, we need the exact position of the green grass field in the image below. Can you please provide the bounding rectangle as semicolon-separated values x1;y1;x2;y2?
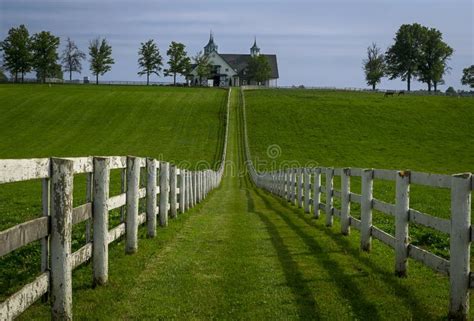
244;89;474;261
0;84;227;301
245;89;473;174
16;88;473;320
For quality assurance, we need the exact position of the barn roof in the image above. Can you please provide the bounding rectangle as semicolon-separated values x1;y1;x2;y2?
220;54;279;79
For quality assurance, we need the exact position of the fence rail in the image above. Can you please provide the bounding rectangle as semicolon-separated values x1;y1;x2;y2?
0;88;231;320
240;88;472;321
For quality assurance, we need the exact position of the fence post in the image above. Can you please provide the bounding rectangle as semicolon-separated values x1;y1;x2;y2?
125;156;140;254
449;173;471;320
120;168;126;222
196;171;200;202
341;168;351;235
193;171;197;206
41;177;50;302
304;168;310;213
186;170;191;210
159;162;169;226
291;168;296;205
325;168;334;227
85;172;92;243
361;169;373;251
199;171;203;201
50;158;73;320
395;170;410;277
297;168;303;208
279;171;284;197
179;169;186;213
188;170;192;209
170;165;177;218
93;157;109;285
286;169;290;201
146;158;157;238
313;168;321;219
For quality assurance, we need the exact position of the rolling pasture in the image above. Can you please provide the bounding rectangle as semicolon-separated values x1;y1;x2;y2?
1;86;473;320
17;88;472;320
245;88;474;278
0;84;227;303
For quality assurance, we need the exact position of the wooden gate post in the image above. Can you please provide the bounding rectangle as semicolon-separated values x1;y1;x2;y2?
361;169;373;251
395;170;410;277
341;168;351;235
93;157;109;286
50;158;73;321
449;173;471;320
313;168;321;219
159;162;170;226
146;158;157;238
169;165;177;218
126;156;140;254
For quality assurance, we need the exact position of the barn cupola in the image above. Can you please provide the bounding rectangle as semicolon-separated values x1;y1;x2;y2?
250;37;260;57
204;31;218;54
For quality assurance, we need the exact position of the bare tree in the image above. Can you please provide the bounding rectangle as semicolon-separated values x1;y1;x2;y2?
61;37;86;81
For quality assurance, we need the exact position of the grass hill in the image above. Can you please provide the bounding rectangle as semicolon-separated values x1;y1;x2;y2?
245;89;473;174
245;88;473;263
0;84;227;301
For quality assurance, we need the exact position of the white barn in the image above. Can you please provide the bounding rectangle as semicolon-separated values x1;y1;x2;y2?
188;33;279;87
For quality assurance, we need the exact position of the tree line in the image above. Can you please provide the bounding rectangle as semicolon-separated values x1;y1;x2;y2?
0;24;272;86
363;23;472;91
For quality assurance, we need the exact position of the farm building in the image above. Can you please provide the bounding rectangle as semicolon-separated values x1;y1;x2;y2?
188;33;279;87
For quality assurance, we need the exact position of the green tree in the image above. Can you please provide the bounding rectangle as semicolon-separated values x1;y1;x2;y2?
386;23;426;91
247;55;271;85
363;43;385;90
416;28;453;92
193;51;211;86
137;39;163;85
88;37;114;85
31;31;61;83
0;25;32;82
61;37;86;81
165;41;191;85
461;65;474;89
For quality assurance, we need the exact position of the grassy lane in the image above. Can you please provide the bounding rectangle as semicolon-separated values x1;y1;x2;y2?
20;89;470;320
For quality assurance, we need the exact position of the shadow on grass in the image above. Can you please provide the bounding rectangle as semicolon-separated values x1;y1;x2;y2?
245;187;320;320
255;187;446;321
248;186;383;321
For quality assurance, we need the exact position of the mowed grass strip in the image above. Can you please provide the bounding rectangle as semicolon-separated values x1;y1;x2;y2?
18;87;469;320
0;84;227;300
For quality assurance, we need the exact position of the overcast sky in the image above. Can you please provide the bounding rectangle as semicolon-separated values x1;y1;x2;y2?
1;0;472;90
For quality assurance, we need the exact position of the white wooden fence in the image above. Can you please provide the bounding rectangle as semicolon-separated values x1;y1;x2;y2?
0;89;231;320
240;88;472;321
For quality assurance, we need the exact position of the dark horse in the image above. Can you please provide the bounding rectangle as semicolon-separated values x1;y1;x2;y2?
384;91;395;97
